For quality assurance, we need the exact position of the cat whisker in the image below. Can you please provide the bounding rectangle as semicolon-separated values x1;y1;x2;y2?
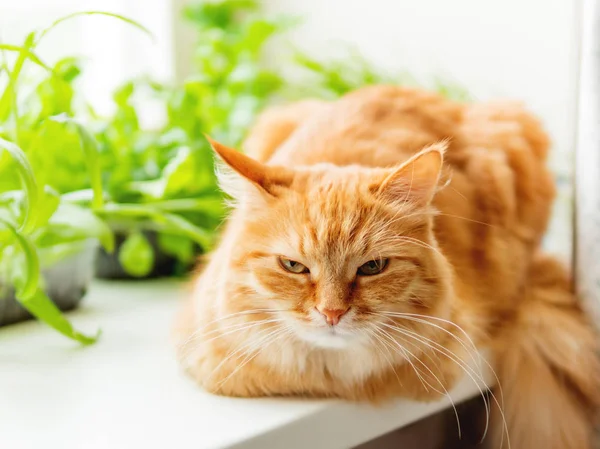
395;209;496;229
178;308;283;349
373;327;434;394
194;318;284;345
375;235;444;257
381;320;488;401
383;209;430;230
374;326;463;439
214;326;292;390
434;212;496;228
401;329;509;449
180;318;277;356
373;311;482;367
374;309;509;439
180;318;284;361
446;184;468;203
378;320;487;441
205;325;281;384
377;319;510;448
364;327;404;387
372;312;489;418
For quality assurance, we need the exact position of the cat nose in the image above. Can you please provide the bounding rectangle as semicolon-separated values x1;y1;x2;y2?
316;306;349;326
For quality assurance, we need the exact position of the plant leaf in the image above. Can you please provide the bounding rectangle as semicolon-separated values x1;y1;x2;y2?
158;212;213;249
18;288;100;345
162;146;196;195
0;44;53;71
98;204;214;248
118;231;154;277
50;114;104;210
44;202;114;253
1;47;20;145
34;186;61;229
157;233;195;263
0;138;39;234
150;197;224;216
0;222;99;345
0;217;39;299
0;33;37;122
38;11;154;43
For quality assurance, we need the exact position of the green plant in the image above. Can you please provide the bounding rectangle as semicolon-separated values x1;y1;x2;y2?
289;49;471;102
0;138;109;344
0;12;151;343
89;0;290;277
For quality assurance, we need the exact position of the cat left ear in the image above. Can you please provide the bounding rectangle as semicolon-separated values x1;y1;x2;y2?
375;142;446;206
205;135;293;198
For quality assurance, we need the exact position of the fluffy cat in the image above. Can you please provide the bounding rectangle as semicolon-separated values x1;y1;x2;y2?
175;86;600;449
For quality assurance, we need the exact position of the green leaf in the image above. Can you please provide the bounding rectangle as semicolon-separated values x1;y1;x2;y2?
126;179;166;200
43;202;114;253
1;49;20;145
54;56;82;82
0;223;92;345
98;203;214;249
157;233;195;263
0;33;37;122
0;44;53;71
0;137;39;234
184;0;258;28
34;186;61;229
118;232;154;277
35;65;76;118
50;115;104;209
158;212;213;249
241;19;279;55
0;217;39;299
162;146;196;196
150;197;224;216
59;188;95;203
38;11;154;43
18;288;99;345
27;121;88;193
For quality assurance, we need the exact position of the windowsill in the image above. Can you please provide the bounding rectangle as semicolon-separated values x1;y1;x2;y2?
0;281;491;449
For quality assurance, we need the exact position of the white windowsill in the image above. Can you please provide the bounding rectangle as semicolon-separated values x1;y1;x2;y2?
0;281;490;449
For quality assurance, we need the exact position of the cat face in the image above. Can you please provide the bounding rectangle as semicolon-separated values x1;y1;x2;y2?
210;138;452;350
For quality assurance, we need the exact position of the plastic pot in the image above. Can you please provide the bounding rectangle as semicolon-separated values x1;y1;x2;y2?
94;230;200;280
0;242;96;326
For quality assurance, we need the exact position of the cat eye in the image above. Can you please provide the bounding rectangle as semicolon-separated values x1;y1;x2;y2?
278;257;310;274
357;258;389;276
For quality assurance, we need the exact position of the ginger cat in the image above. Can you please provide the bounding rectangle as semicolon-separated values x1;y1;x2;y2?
175;86;600;449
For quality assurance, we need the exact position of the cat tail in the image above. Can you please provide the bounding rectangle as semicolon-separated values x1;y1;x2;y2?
243;100;327;162
492;253;600;449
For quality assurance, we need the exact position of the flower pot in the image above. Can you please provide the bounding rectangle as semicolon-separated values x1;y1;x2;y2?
0;242;96;326
94;230;200;280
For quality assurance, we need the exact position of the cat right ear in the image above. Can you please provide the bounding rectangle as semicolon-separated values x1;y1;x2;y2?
373;142;446;207
206;135;294;200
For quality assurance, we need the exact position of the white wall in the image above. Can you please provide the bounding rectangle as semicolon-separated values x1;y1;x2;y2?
575;0;600;325
1;0;176;117
266;0;579;258
266;0;578;169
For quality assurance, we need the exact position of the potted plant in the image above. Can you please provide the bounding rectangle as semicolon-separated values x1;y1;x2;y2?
0;12;150;341
0;135;108;342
